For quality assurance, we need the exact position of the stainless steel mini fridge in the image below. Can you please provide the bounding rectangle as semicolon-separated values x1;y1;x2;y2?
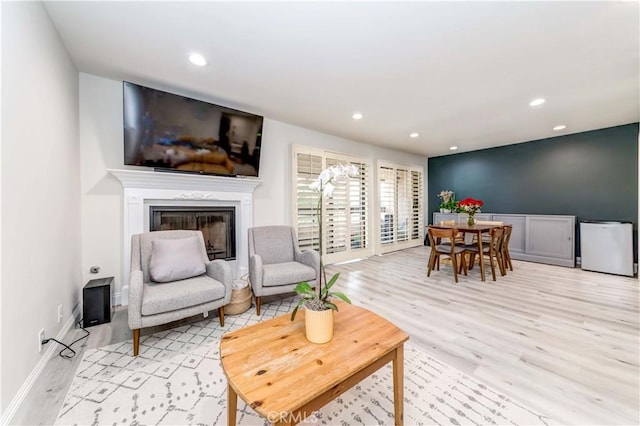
580;221;634;276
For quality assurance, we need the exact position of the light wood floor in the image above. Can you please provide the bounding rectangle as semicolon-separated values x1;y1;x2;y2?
12;246;640;425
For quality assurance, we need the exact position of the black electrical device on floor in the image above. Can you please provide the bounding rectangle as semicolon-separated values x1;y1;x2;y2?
82;276;114;327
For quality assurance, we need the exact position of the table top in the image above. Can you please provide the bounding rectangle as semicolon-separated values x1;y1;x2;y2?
220;302;409;417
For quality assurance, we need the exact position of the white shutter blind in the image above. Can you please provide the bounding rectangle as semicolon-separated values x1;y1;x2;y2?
295;152;322;251
325;157;348;254
293;146;371;263
396;169;410;242
377;162;424;252
411;170;424;240
349;161;368;250
379;166;395;245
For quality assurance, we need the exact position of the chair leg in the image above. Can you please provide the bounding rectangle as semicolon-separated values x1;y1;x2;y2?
255;296;261;316
489;252;497;281
451;255;459;283
459;253;468;276
427;251;436;277
497;251;507;276
133;328;140;357
505;249;513;271
219;306;225;327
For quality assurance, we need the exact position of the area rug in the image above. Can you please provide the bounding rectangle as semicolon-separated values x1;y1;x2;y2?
56;297;554;425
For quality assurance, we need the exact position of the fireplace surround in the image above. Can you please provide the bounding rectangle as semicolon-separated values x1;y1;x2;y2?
109;169;261;305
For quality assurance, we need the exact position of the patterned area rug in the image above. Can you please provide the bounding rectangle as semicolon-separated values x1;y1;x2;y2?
56;297;554;425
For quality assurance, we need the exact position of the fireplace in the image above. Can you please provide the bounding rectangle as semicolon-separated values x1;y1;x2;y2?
150;206;236;260
109;168;261;306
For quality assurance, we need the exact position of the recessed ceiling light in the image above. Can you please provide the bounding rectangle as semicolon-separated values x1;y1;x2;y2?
449;146;458;151
553;125;567;131
188;52;207;66
410;132;419;138
529;98;545;107
352;113;363;120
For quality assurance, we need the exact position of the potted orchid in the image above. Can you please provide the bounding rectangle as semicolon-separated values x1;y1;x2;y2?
291;163;358;344
438;190;457;212
457;197;484;226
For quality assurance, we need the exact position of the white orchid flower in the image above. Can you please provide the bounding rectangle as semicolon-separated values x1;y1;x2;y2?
323;182;335;197
309;180;321;191
318;168;332;184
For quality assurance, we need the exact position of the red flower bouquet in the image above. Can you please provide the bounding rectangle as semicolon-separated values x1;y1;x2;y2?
457;197;484;215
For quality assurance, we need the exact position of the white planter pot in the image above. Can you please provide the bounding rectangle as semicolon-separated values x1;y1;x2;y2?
304;308;334;344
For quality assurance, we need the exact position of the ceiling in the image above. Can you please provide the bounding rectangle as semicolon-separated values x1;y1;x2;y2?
44;1;639;157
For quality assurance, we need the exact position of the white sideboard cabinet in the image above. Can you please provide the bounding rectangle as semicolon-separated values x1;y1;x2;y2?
432;212;576;267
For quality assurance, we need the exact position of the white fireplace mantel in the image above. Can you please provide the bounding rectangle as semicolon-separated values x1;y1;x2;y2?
108;168;262;193
108;169;261;305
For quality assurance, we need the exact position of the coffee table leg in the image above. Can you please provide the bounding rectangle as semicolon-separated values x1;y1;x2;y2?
393;345;404;426
227;383;237;426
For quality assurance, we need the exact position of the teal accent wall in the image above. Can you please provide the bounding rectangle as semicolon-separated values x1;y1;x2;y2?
428;123;639;262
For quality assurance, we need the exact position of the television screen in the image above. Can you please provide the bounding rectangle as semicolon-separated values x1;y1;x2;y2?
123;81;263;177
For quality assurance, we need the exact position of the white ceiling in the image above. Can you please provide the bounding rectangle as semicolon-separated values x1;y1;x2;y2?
44;1;639;157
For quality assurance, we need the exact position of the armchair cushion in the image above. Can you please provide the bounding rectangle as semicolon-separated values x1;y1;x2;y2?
141;274;226;316
251;226;295;264
262;262;317;287
149;236;206;283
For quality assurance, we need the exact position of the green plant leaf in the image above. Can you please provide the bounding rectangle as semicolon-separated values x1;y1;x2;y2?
325;301;339;311
290;298;306;321
294;281;313;295
330;291;351;304
325;272;341;290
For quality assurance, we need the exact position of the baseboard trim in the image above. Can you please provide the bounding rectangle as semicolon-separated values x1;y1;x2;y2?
120;285;129;306
0;304;80;426
113;291;122;307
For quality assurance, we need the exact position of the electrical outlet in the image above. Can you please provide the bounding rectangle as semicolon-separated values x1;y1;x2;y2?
38;329;45;353
57;304;63;323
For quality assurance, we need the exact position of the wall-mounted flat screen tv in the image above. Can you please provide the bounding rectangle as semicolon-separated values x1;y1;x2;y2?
123;81;263;177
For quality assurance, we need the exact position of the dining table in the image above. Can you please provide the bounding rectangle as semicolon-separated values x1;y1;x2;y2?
429;222;502;281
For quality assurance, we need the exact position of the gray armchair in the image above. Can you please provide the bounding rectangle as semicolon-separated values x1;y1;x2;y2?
248;226;320;315
128;230;232;356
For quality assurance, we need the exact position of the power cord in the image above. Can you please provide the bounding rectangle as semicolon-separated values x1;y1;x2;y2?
41;319;90;359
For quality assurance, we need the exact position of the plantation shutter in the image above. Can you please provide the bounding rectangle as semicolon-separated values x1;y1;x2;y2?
411;170;424;240
396;168;410;242
294;152;322;251
379;166;396;245
324;157;348;254
349;161;369;250
292;146;371;263
377;161;424;253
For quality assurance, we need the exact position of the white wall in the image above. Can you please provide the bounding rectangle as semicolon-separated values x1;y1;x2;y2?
1;1;81;413
254;120;427;227
79;74;428;300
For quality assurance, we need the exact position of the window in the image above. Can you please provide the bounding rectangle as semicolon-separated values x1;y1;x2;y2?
377;161;424;253
293;146;371;263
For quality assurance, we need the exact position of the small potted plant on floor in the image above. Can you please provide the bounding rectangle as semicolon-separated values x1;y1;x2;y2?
291;163;357;343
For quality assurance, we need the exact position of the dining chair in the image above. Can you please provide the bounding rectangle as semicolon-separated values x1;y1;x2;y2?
466;226;506;281
427;226;467;283
437;220;465;245
501;224;514;271
473;220;504;244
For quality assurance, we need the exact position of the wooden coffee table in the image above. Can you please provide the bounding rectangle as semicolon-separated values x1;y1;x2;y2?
220;302;409;425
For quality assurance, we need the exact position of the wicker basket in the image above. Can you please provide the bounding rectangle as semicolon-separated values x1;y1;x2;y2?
226;284;252;315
